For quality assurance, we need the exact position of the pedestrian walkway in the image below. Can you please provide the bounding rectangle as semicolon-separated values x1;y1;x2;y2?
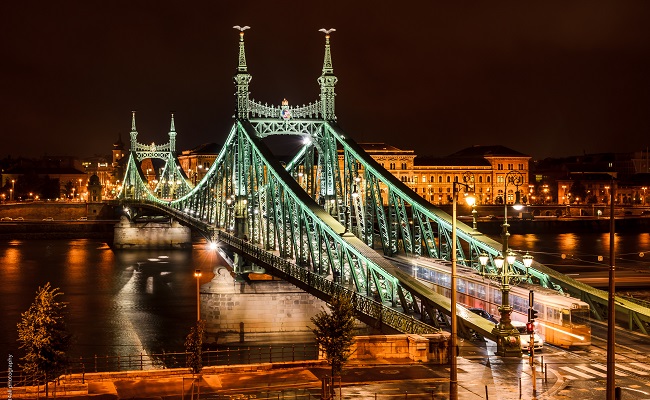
3;356;565;399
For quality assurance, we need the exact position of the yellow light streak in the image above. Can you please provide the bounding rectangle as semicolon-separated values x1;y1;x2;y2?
538;322;585;341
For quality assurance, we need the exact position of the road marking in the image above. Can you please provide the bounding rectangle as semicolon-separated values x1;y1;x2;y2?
588;363;628;376
575;365;607;378
631;363;650;372
610;363;647;375
559;366;593;379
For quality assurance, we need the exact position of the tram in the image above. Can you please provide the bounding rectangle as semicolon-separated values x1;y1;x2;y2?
393;256;591;349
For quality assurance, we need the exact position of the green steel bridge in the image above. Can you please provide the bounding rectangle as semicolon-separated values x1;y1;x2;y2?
118;27;650;340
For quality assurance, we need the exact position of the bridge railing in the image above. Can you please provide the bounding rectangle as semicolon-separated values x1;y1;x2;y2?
217;231;439;335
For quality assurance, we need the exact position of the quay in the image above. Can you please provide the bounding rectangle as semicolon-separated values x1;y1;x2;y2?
2;353;565;400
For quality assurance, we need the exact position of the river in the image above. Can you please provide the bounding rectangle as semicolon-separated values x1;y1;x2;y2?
2;232;650;361
0;238;221;361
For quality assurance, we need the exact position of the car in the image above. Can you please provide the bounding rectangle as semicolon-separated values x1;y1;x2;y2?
42;217;54;221
642;210;650;216
512;321;544;352
77;217;88;221
0;217;12;221
15;217;24;221
468;307;499;324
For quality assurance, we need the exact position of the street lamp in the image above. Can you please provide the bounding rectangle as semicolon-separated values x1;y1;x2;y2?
478;251;534;358
450;173;476;400
10;179;15;201
194;269;202;321
502;171;524;255
480;170;531;357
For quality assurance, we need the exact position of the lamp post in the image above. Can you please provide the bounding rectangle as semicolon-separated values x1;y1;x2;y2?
501;171;524;255
194;269;202;321
485;170;529;357
606;178;616;399
471;202;478;231
450;174;476;400
10;179;15;201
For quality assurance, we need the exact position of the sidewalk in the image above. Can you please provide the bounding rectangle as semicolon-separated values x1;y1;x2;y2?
3;356;565;399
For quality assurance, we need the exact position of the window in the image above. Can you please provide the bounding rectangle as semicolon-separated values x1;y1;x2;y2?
497;176;504;184
518;163;524;170
497;164;503;170
478;176;483;183
438;176;443;183
446;176;451;183
430;176;434;182
487;176;491;183
401;163;407;170
422;176;426;183
468;282;477;297
507;163;513;170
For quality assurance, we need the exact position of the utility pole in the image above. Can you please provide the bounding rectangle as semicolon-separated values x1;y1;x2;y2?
527;290;538;397
607;179;616;399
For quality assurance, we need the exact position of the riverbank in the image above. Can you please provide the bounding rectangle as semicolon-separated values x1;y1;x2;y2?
4;202;650;237
0;220;118;240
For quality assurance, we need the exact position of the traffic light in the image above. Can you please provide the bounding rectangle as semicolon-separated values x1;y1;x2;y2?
530;309;539;322
526;322;535;334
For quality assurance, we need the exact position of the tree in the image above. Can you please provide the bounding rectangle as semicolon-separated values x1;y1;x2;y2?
311;293;356;377
17;283;71;390
185;320;205;374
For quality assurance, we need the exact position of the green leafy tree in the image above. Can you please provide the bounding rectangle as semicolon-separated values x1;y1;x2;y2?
311;293;356;377
17;283;71;387
185;320;205;374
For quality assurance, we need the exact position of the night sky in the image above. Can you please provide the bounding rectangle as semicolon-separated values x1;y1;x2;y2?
3;1;650;160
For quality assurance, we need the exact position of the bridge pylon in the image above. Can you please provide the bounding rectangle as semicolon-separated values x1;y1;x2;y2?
119;112;192;201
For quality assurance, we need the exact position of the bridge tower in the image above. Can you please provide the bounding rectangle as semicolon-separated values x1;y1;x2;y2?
318;29;338;121
234;26;252;120
119;112;192;201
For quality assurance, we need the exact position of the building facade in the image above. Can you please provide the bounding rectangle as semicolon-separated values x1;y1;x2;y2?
351;144;531;206
177;143;221;185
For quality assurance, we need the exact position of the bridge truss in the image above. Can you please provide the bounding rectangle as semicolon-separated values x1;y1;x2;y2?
118;28;650;337
121;112;192;200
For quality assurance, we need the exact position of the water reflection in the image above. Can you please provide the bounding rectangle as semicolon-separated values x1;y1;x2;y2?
0;239;209;360
506;232;650;271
